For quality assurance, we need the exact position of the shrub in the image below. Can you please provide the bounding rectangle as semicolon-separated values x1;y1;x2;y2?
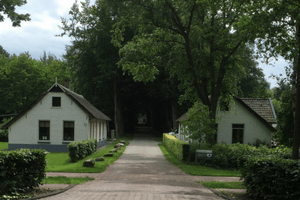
68;139;97;162
0;129;8;142
240;156;300;200
0;148;47;195
163;133;190;161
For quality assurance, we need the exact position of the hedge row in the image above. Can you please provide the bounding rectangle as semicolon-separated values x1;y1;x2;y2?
240;156;300;200
0;148;47;195
68;139;97;162
211;143;292;169
163;133;190;161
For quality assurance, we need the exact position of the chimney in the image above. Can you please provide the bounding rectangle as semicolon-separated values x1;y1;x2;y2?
64;79;71;89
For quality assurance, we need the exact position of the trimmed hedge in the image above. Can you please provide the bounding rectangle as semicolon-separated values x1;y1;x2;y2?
0;129;8;142
68;139;97;162
211;143;293;169
0;148;47;195
163;133;190;161
240;156;300;200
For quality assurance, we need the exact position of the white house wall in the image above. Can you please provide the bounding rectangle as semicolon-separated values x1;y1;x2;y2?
216;101;272;145
9;92;89;145
177;100;272;145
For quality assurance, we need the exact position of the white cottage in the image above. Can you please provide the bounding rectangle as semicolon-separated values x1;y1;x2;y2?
3;82;111;152
177;97;277;145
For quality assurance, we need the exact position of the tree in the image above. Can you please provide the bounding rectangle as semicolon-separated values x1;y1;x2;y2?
0;0;30;26
237;46;270;98
254;0;300;159
110;0;266;143
181;101;216;144
0;45;9;57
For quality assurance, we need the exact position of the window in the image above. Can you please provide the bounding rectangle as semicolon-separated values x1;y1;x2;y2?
232;124;244;144
52;97;61;107
39;121;50;140
64;121;74;141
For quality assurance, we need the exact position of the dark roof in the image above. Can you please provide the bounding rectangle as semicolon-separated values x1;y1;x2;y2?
2;83;110;129
238;98;276;124
176;97;277;132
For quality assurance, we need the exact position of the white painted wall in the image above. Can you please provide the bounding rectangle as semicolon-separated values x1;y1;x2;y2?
177;100;272;145
9;92;90;144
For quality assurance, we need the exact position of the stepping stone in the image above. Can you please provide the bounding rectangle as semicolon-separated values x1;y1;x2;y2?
83;159;95;167
110;149;117;153
95;157;104;161
120;140;126;144
104;153;114;157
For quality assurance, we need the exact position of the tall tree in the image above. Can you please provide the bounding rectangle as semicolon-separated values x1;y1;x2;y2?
254;0;300;159
110;0;266;143
0;0;30;26
0;45;9;57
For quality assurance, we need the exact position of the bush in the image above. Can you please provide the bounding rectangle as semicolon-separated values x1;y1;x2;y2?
163;133;190;161
68;139;97;162
0;129;8;142
212;143;257;169
240;156;300;200
0;148;47;195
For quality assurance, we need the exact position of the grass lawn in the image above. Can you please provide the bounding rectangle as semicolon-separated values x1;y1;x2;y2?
46;135;131;173
42;176;94;184
0;142;8;150
200;181;246;189
158;143;240;177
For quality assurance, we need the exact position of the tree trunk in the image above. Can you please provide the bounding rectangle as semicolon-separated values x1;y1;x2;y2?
292;22;300;159
114;79;120;138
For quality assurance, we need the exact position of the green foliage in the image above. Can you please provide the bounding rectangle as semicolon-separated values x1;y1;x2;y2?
212;143;292;170
181;101;215;143
0;53;72;114
158;143;240;177
275;86;294;147
0;130;8;142
46;135;131;173
240;156;300;200
0;0;30;27
0;149;47;195
163;133;190;161
68;139;97;162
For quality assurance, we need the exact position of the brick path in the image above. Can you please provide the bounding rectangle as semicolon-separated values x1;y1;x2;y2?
44;134;237;200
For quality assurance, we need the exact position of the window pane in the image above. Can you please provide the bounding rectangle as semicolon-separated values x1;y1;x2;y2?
52;97;61;107
64;122;74;141
39;121;50;140
232;124;244;144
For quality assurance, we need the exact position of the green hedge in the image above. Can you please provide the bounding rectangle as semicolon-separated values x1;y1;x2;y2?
0;148;47;195
0;130;8;142
163;133;190;161
240;156;300;200
211;143;292;169
68;139;97;162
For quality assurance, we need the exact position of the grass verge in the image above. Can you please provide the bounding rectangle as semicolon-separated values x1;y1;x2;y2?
158;143;240;177
200;181;246;189
46;135;131;173
42;176;94;184
0;142;8;150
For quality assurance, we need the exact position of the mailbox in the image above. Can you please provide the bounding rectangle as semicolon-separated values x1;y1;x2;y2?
195;150;213;163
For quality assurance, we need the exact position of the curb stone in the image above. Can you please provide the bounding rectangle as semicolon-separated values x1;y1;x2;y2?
23;185;75;200
210;188;235;200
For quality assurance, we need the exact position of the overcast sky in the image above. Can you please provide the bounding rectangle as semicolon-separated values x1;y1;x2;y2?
0;0;289;88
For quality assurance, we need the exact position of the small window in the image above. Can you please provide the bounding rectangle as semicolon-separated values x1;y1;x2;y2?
64;121;74;141
52;97;61;107
39;121;50;140
232;124;244;144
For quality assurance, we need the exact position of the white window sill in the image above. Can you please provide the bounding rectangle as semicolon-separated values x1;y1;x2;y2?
38;140;50;143
62;141;73;144
51;107;62;109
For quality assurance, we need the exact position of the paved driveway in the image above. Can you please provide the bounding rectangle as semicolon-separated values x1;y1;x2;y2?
44;134;225;200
